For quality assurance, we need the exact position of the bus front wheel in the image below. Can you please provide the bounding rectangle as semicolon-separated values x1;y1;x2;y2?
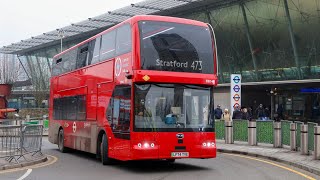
58;129;67;153
101;134;112;165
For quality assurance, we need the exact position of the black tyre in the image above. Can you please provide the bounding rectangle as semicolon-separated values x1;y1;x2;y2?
58;129;67;153
166;159;176;163
101;134;112;165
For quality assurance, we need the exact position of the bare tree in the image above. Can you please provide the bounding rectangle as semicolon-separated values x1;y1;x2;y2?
0;54;21;84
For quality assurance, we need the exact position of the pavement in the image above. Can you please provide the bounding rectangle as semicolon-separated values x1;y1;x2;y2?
0;153;47;170
217;139;320;176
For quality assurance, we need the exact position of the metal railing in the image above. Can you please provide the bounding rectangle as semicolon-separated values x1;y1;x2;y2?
281;120;291;146
0;124;43;163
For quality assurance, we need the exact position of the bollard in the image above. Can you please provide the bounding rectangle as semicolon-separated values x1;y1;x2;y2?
301;124;309;155
26;115;30;121
314;126;320;160
273;121;282;148
248;121;257;146
225;121;234;144
290;123;297;151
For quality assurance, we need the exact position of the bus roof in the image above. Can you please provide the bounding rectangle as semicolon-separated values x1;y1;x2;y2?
53;15;208;59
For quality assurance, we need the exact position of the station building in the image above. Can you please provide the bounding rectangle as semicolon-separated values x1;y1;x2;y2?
0;0;319;122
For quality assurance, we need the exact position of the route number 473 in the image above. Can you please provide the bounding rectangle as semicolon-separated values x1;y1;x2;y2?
191;61;202;70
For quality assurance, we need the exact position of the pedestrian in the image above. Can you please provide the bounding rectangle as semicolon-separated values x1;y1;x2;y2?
247;107;253;120
264;107;270;120
241;107;250;120
255;104;265;120
213;105;223;120
222;109;231;121
276;104;284;120
232;107;242;120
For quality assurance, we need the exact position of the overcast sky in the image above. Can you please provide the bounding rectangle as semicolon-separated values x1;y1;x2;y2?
0;0;143;47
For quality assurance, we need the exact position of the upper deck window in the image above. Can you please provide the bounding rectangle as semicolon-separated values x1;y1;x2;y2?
139;21;214;74
116;24;132;55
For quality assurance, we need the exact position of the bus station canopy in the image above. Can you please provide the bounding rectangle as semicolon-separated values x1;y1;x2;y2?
0;0;220;55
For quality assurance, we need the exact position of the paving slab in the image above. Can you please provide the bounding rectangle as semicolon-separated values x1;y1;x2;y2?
217;140;320;176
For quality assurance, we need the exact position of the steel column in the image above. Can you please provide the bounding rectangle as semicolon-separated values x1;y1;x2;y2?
283;0;302;79
240;2;259;80
35;55;47;89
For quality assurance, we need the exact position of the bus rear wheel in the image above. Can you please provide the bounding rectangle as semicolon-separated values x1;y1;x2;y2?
101;134;113;165
58;129;67;153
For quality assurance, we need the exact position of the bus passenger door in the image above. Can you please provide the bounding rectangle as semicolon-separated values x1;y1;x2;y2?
108;85;131;160
97;83;114;155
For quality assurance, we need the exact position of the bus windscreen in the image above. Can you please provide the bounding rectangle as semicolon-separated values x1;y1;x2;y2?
139;21;214;74
134;84;214;132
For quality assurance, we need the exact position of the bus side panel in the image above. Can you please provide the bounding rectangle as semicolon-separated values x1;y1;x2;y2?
85;61;114;121
56;71;83;92
49;77;59;144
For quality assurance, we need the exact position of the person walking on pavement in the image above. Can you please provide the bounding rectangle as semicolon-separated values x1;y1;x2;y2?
214;105;223;120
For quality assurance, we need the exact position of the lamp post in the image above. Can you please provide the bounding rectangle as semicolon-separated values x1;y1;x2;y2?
58;29;65;53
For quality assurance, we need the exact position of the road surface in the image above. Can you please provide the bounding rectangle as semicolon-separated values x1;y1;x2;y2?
1;138;319;180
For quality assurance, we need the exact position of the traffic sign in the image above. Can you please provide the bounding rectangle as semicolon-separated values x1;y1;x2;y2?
230;74;241;116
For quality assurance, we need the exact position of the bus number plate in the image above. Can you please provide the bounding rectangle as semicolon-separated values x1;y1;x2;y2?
171;152;189;157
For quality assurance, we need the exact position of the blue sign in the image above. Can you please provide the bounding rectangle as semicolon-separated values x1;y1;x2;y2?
233;76;241;83
300;88;320;93
233;85;240;92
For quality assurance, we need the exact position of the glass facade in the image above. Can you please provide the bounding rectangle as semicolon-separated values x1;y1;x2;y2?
181;0;320;83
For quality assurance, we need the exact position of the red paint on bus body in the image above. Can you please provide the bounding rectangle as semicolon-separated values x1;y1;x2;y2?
49;15;217;162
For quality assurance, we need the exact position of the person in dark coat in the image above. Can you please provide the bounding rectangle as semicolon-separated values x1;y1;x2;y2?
255;104;265;120
241;107;250;120
214;105;223;120
232;107;242;120
276;104;284;120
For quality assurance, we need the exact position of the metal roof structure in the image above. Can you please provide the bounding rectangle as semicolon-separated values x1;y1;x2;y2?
0;0;211;55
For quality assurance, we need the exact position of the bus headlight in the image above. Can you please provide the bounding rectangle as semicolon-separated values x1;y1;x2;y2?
202;142;215;148
144;143;150;148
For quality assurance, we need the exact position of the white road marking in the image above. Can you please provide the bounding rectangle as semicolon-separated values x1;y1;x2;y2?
17;169;32;180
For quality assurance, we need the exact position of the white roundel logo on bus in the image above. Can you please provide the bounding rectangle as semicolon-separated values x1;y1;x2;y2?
115;58;122;77
73;122;77;133
176;133;184;139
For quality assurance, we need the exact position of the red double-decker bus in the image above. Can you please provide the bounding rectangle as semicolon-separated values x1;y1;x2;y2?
48;15;218;165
